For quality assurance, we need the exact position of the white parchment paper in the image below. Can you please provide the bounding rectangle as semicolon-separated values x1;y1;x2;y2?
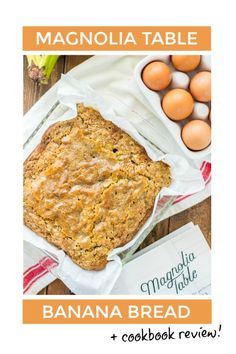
23;75;205;294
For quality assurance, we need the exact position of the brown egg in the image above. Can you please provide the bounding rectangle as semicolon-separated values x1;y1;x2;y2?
171;55;201;72
190;71;211;102
162;89;194;121
142;61;172;91
182;120;211;151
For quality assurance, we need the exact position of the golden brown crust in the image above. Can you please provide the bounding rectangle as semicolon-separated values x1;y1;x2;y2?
24;104;171;270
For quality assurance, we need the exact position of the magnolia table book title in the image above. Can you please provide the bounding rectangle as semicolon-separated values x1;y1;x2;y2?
35;31;199;47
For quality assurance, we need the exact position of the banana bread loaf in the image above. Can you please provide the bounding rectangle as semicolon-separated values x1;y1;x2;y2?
24;104;171;270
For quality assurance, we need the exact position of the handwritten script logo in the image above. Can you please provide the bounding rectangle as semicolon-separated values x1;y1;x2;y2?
140;251;197;295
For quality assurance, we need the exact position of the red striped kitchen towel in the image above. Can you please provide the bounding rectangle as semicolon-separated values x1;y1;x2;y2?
23;245;58;294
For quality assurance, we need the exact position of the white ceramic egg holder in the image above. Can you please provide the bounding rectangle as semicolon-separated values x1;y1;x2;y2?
134;55;211;160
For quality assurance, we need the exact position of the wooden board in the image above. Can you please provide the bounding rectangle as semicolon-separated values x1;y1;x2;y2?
23;55;211;295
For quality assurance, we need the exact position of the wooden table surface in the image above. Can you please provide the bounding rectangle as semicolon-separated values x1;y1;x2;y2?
24;55;211;295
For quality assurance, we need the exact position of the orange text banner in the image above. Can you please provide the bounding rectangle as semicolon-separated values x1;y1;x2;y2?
23;299;212;324
23;26;211;51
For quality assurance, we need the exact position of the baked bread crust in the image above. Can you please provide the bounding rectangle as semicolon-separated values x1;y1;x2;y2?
24;104;171;270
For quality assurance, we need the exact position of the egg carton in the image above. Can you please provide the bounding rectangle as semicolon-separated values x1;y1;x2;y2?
134;55;211;160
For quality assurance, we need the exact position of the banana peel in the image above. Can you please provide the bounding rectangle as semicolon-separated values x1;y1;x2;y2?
26;55;60;85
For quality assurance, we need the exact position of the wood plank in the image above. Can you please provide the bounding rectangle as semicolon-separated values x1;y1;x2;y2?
37;288;47;295
138;219;169;250
169;197;211;246
64;55;92;73
46;279;71;295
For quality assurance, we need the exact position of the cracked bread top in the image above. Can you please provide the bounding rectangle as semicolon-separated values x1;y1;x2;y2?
24;104;171;270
